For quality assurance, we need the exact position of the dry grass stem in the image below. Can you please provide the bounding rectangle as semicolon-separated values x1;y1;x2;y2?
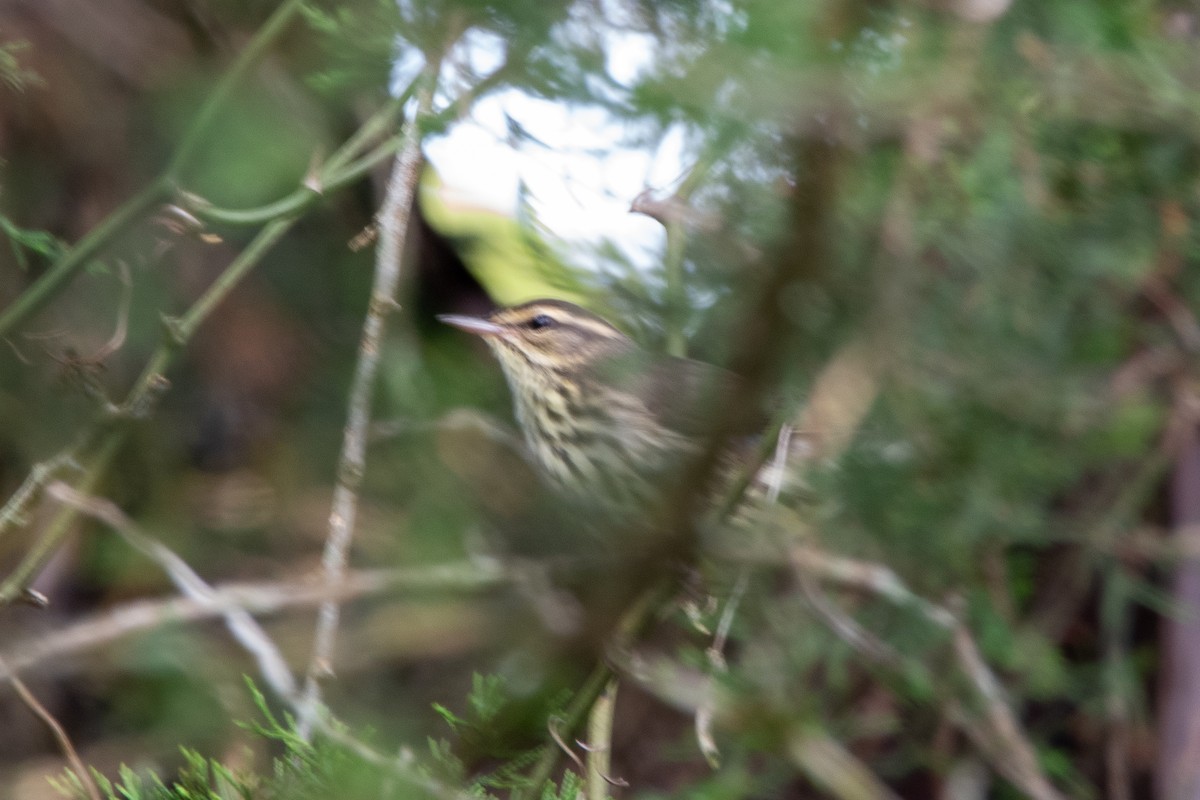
0;654;102;800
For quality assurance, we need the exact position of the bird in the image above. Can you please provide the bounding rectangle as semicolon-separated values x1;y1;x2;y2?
438;299;759;516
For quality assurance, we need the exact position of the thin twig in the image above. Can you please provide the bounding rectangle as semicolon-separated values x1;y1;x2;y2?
1102;568;1133;800
784;545;1064;800
0;558;509;678
797;574;904;666
0;181;169;339
182;92;412;228
630;150;719;358
0;451;81;541
0;434;123;605
0;219;296;604
585;679;623;800
0;653;102;800
697;424;797;766
295;69;436;741
0;0;307;338
787;729;903;800
548;716;588;777
46;481;300;698
949;629;1063;800
39;482;476;800
0;86;416;606
516;580;675;800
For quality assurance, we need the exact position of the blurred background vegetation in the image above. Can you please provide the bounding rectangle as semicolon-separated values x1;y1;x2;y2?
1;0;1199;798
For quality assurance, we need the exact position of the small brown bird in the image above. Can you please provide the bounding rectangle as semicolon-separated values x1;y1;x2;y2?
438;299;753;512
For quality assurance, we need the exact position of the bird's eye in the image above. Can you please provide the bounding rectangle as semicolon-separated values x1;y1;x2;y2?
528;314;555;331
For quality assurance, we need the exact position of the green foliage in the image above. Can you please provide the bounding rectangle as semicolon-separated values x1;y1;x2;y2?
52;750;256;800
52;682;403;800
0;32;38;92
299;0;399;95
539;770;582;800
427;672;571;796
5;0;1200;796
47;676;574;800
0;213;66;270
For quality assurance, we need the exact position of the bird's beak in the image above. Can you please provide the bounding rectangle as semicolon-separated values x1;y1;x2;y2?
437;313;506;338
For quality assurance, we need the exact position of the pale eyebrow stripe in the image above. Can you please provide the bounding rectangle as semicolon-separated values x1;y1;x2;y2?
567;317;625;339
508;304;627;340
496;299;628;338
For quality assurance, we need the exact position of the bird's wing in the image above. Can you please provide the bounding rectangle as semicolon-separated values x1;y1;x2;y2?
593;351;761;438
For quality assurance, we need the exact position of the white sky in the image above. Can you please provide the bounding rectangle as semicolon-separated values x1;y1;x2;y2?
407;27;685;272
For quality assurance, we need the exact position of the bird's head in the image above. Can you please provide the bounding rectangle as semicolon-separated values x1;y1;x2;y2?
438;299;632;375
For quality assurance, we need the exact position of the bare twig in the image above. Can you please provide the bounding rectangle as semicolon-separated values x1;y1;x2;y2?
0;653;102;800
548;716;588;777
697;424;797;766
516;581;676;800
1103;572;1133;800
948;629;1063;800
38;482;477;800
585;679;623;800
784;545;1065;800
630;151;719;357
789;546;957;628
47;481;300;698
89;261;132;362
0;450;81;541
0;559;508;679
0;0;308;338
787;729;902;800
0;220;298;604
296;71;436;740
0;434;123;605
796;574;903;667
0;73;416;606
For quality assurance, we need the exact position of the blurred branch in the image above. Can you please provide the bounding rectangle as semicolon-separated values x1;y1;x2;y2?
698;425;794;767
0;0;307;338
182;89;415;227
295;67;436;741
165;0;306;179
785;545;1064;800
616;647;899;800
787;730;902;800
87;260;132;363
435;49;522;128
48;480;301;700
0;214;296;604
0;653;101;800
1157;413;1200;800
516;579;677;800
791;335;881;462
1102;569;1134;800
671;534;1065;798
0;181;169;338
0;450;81;542
0;91;422;605
630;148;720;357
1033;450;1172;643
175;136;403;226
948;629;1064;800
39;482;476;800
0;433;125;605
0;559;511;678
585;679;624;800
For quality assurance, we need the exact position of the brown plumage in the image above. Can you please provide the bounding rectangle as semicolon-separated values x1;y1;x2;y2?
439;299;754;511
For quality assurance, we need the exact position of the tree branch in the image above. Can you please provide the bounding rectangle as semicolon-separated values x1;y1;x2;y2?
295;67;436;741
